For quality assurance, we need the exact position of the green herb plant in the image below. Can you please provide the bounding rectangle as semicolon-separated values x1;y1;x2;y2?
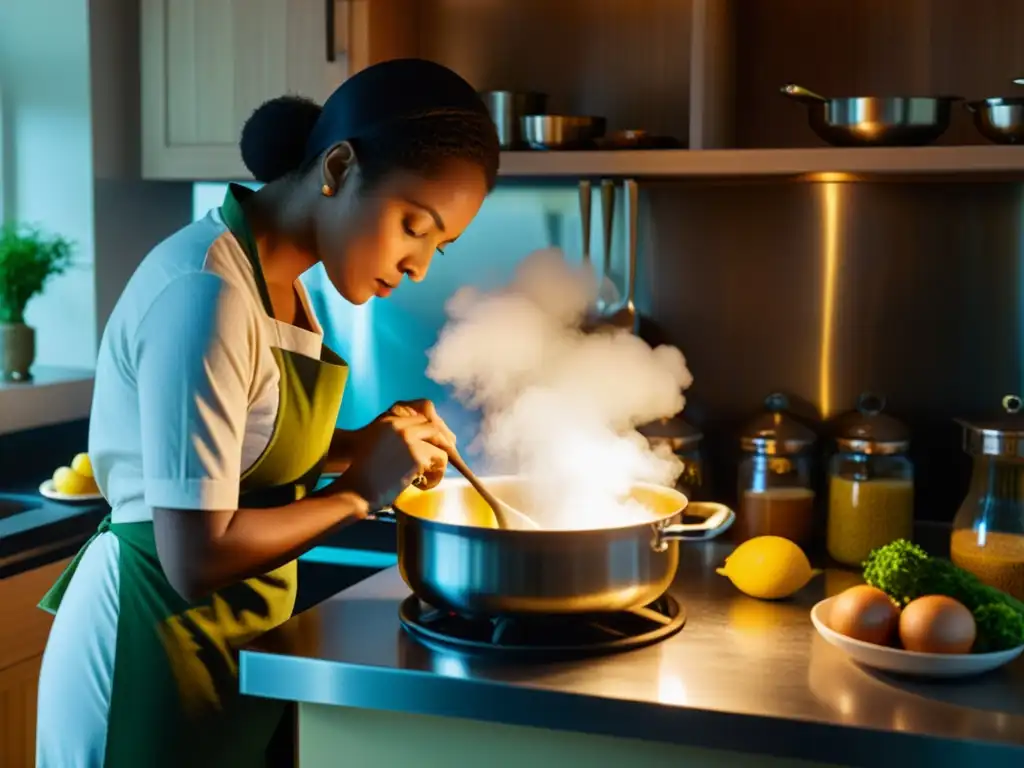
0;223;74;324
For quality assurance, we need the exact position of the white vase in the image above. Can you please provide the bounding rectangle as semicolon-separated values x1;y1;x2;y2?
0;322;35;381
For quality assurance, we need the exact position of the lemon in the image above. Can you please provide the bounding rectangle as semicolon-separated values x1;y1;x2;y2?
716;536;821;600
71;452;93;478
52;466;98;496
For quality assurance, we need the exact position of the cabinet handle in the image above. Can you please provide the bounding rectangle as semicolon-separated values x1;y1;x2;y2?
325;0;336;62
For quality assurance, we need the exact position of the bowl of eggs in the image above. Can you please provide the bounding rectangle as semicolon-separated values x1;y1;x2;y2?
811;585;1024;678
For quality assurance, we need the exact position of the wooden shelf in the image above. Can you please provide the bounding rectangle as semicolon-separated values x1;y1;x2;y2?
497;145;1024;179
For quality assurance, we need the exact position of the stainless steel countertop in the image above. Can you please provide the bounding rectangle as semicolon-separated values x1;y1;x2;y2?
241;542;1024;767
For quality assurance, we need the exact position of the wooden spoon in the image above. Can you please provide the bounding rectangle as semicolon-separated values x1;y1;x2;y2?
446;451;540;530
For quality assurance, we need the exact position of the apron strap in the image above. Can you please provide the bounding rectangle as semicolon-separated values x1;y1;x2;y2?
219;184;277;320
38;514;112;615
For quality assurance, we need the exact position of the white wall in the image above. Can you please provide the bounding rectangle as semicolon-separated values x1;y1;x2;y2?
0;0;98;368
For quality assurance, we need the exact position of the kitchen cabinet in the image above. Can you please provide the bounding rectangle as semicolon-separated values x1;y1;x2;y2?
0;655;43;768
0;557;69;768
141;0;1024;182
141;0;696;180
141;0;418;179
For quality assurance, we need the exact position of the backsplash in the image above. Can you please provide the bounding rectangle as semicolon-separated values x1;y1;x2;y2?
192;178;1024;522
641;178;1024;522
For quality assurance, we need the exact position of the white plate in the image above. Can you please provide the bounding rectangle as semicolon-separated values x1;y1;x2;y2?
39;479;103;504
811;595;1024;678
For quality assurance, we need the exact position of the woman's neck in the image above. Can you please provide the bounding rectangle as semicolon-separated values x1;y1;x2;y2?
242;180;319;291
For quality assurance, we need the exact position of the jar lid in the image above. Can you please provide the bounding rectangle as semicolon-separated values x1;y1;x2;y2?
960;394;1024;458
638;414;703;449
833;392;910;455
740;392;816;455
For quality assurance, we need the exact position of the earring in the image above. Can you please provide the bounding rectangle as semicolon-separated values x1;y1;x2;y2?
321;184;334;197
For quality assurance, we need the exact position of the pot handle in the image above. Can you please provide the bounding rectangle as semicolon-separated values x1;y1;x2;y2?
655;501;735;548
780;83;828;105
366;506;397;523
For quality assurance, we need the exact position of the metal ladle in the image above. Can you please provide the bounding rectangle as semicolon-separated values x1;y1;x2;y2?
599;179;618;310
599;179;639;333
585;179;638;334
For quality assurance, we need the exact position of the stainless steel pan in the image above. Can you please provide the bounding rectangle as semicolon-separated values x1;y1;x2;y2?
781;83;961;147
965;98;1024;144
375;476;734;618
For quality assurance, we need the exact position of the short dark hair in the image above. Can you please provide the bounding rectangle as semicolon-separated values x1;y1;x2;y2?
239;62;500;191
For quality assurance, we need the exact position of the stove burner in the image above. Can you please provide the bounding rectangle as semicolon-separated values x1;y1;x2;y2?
399;594;685;660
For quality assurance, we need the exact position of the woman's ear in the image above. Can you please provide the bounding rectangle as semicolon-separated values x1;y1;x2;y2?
320;141;356;196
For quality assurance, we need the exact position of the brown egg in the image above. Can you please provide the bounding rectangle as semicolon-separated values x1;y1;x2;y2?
829;585;900;646
899;595;976;654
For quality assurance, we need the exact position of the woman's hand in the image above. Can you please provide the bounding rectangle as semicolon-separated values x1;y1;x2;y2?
334;399;456;509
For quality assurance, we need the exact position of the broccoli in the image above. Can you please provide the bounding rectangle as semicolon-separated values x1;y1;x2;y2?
862;539;1024;652
973;604;1024;653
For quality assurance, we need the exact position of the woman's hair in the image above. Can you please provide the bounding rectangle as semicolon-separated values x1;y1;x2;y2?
239;59;500;191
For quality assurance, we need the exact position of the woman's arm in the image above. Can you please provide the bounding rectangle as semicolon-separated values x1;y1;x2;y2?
324;428;358;473
325;400;456;478
134;275;449;601
153;481;368;601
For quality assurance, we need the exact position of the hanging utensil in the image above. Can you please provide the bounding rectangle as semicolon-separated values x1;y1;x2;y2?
597;178;619;310
596;179;639;334
578;179;592;264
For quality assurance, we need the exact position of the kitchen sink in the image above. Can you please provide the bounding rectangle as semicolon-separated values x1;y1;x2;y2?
0;494;42;520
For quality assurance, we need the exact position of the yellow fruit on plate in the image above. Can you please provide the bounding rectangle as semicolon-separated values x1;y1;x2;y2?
52;466;98;496
71;452;93;478
716;535;821;600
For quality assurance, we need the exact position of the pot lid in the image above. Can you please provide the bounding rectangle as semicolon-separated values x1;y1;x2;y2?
638;414;703;447
833;392;910;455
740;392;816;455
960;394;1024;458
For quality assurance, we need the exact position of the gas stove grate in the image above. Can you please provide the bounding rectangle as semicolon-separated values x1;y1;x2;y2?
398;594;685;660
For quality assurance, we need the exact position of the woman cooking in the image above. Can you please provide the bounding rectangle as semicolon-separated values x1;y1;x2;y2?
36;59;500;767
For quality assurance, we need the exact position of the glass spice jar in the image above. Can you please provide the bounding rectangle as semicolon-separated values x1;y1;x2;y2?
826;393;914;567
950;394;1024;602
735;392;817;549
638;414;705;500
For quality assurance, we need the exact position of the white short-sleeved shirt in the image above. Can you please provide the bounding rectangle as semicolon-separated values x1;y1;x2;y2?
89;206;326;523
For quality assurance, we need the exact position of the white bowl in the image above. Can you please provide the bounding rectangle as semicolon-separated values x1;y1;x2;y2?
810;595;1024;678
39;479;103;504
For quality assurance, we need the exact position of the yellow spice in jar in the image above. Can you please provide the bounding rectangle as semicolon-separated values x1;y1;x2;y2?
827;475;913;567
951;529;1024;602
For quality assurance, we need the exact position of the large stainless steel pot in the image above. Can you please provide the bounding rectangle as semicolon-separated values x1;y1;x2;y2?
375;476;734;618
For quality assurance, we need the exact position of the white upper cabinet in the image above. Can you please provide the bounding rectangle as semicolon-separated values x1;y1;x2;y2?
140;0;416;180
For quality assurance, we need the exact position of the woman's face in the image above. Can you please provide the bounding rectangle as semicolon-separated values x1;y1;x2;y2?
316;157;489;305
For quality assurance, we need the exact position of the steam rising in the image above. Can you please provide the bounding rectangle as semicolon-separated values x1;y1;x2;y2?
427;249;693;529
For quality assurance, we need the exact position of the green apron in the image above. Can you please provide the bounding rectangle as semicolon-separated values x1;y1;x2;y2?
39;184;349;768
